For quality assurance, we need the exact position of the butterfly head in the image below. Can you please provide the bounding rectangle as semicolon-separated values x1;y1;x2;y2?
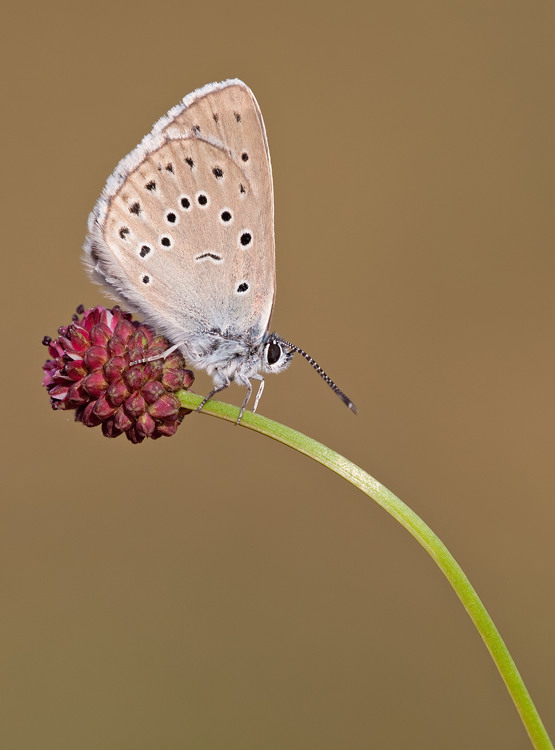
261;335;295;374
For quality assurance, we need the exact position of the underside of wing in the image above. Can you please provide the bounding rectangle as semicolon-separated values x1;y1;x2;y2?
84;80;275;347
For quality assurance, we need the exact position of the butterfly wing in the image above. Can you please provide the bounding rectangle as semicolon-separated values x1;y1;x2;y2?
84;79;275;348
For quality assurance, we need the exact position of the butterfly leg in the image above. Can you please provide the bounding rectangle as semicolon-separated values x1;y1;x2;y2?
130;341;183;366
252;376;265;413
237;381;253;425
197;383;230;412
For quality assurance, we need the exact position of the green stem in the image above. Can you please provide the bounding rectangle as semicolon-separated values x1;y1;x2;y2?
177;391;552;750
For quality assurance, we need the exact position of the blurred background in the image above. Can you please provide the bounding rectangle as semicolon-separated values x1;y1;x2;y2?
2;1;554;747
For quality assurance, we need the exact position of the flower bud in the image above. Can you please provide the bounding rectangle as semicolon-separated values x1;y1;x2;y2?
42;305;194;442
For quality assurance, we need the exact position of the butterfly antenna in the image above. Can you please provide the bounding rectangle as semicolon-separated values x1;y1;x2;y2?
281;339;358;414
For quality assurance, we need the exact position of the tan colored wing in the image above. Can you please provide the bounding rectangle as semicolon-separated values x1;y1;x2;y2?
85;80;275;343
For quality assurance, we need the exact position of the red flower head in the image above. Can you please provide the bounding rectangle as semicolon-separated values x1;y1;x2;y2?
42;305;194;443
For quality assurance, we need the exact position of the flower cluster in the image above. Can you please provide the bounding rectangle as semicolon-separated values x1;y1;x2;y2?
42;305;194;443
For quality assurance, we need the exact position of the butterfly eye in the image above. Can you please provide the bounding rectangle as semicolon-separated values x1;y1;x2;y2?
266;341;282;365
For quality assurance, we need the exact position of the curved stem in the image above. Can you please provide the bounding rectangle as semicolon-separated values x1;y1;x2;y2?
177;391;553;750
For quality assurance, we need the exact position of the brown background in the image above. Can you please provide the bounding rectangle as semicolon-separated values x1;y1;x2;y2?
2;1;554;748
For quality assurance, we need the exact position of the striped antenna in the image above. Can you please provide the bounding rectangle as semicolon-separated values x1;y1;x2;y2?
280;339;358;414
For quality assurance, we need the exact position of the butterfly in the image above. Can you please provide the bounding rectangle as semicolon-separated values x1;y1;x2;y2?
84;79;356;421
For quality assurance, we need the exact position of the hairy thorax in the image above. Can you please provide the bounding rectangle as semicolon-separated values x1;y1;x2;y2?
184;330;265;388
